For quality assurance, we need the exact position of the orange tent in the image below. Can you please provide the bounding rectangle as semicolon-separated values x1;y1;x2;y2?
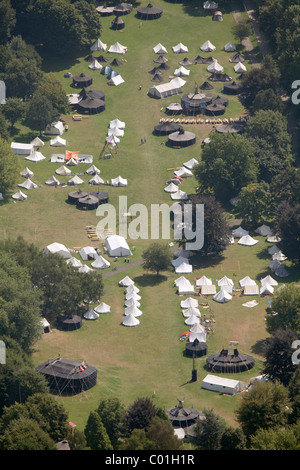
65;150;79;161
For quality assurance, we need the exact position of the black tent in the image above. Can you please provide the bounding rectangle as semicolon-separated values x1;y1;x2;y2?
72;73;93;88
68;190;88;204
157;62;170;71
57;314;82;331
36;357;97;395
216;123;244;134
154;121;182;135
154;54;168;64
223;81;242;94
230;52;246;63
151;72;163;82
90;191;109;204
179;57;193;66
136;3;163;20
84;55;94;62
110;58;123;67
206;348;255;373
166;404;205;428
193;55;214;64
209;72;232;82
113;2;133;16
181;91;212;115
212;95;228;107
96;55;109;63
77;97;105;114
199;81;214;90
185;338;207;358
112;16;125;29
168;128;196;147
205;103;226;115
148;66;162;75
77;194;100;210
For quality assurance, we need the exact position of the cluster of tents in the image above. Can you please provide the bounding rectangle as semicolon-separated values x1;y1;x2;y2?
163;157;198;204
119;276;143;327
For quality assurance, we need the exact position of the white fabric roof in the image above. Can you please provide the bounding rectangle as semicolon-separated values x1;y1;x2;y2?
164;182;179;193
84;309;99;320
153;43;168;54
175;262;193;274
79;246;98;261
207;60;224;73
238;235;259;246
45;176;60;186
255;225;271;236
171;190;188;200
109;119;125;129
18;179;38;190
20;167;34;178
181;297;198;308
68;175;84;185
108;74;125;86
122;313;140;327
86;164;100;175
260;283;274;295
90;38;107;51
105;235;131;257
172;43;188;53
26;151;46;162
119;276;134;286
44;242;71;259
12;190;27;201
111;176;127;186
124;305;143;317
91;255;110;269
183;158;199;170
234;62;247;73
108;42;127;54
50;136;66;147
66;256;83;268
174;167;193;178
148;77;186;99
218;275;233;286
260;275;278;286
174;66;190;76
239;276;256;287
224;41;236;52
31;137;44;147
200;40;216;52
89;59;102;70
196;276;212;286
95;302;111;314
213;288;232;303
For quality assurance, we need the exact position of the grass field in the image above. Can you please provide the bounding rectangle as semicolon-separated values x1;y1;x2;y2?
1;1;297;432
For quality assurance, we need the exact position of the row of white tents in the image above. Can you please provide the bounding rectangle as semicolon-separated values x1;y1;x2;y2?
152;40;239;54
118;276;142;327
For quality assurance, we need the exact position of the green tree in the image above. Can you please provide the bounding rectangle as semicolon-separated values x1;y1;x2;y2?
84;411;112;450
270;166;300;207
252;88;284;114
235;381;290;439
4;57;43;98
288;368;300;424
97;397;125;448
193;409;226;450
231;18;252;43
274;202;300;262
0;0;16;45
147;416;183;450
2;97;26;128
220;426;247;450
36;73;70;115
236;182;273;229
266;285;300;335
250;423;300;450
194;132;257;200
0;416;56;450
119;428;154;450
263;329;298;386
142;243;172;277
25;94;58;136
123;397;158;434
0;137;20;195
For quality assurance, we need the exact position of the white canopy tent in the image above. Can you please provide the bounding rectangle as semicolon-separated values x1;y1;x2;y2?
234;62;247;73
66;256;83;268
224;41;236;52
45;176;60;186
108;42;127;54
180;297;198;309
79;246;98;261
50;136;66;147
89;175;104;185
68;175;84;185
239;276;256;287
105;235;132;257
109;118;125;129
174;66;190;77
260;283;274;295
174;167;193;178
176;278;194;295
44;242;71;259
31;137;44;147
84;309;99;320
20;167;34;178
119;276;134;287
122;313;140;327
164;182;179;193
183;158;199;170
90;38;107;51
153;43;168;54
18;179;38;190
91;255;111;269
172;43;188;53
232;226;249;238
111;176;127;186
124;305;143;317
238;235;259;246
148;77;186;99
207;60;224;73
95;302;111;314
184;314;200;326
218;275;233;287
182;307;201;318
213;288;232;303
196;275;212;286
86;164;100;175
260;275;278;286
175;262;193;274
11;142;33;155
12;190;27;201
171;189;188;200
26;151;46;162
200;40;216;52
108;74;125;86
202;374;246;395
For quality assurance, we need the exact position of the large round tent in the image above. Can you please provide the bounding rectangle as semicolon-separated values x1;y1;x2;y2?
154;121;182;135
77;95;105;114
68;190;89;204
113;2;133;15
216;123;244;134
77;194;100;210
181;91;212;115
185;338;207;358
205;102;226;116
166;404;205;428
57;314;82;331
136;3;163;20
168;128;196;147
206;348;255;373
72;73;93;88
36;357;97;395
223;81;242;94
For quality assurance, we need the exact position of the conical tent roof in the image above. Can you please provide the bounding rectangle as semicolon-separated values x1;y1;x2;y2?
26;151;46;162
238;235;259;246
213;288;232;303
89;175;104;185
180;297;198;308
66;256;83;268
84;309;99;320
90;39;107;51
122;313;140;327
232;226;249;238
224;41;236;52
218;275;233;286
239;276;256;287
45;175;60;186
119;276;134;286
196;275;212;286
125;298;140;308
234;62;247;73
18;179;38;190
20;167;34;178
56;166;71;176
184;314;200;326
31;137;44;147
172;43;188;53
183;158;199;170
88;59;102;70
175;262;193;274
164;182;180;193
200;40;216;52
255;225;271;236
182;307;201;318
91;255;110;269
68;175;84;185
124;305;143;317
86;164;100;175
12;190;27;201
125;284;140;294
95;302;111;314
109;118;125;129
78;264;94;273
125;292;141;301
260;283;274;295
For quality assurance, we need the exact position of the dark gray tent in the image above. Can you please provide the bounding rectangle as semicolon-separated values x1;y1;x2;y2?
57;314;82;331
179;57;193;66
96;55;109;63
223;81;242;94
90;191;109;204
206;348;255;373
77;194;100;210
68;190;88;204
136;3;163;19
193;55;214;64
216;123;244;134
77;96;105;114
151;72;163;82
199;81;214;90
205;103;226;115
154;121;182;135
209;72;232;82
154;54;168;64
73;73;93;88
112;16;125;29
110;58;123;67
230;52;246;63
166;404;205;428
185;338;207;358
113;2;133;15
168;128;196;147
212;95;228;107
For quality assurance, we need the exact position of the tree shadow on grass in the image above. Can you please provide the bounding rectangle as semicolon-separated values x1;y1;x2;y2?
251;337;269;357
133;272;168;287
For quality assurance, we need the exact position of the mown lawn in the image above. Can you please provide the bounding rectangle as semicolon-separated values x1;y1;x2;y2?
1;1;295;431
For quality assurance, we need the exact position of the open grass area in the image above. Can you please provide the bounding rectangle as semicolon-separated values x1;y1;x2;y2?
1;1;295;432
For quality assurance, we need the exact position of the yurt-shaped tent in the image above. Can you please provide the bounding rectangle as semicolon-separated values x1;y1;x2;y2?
154;121;181;135
137;3;163;20
84;309;99;320
119;275;134;286
73;73;93;88
224;41;236;52
113;2;133;16
213;288;232;303
111;16;125;29
77;194;100;210
238;235;259;246
168;128;196;147
206;348;255;373
185;338;207;358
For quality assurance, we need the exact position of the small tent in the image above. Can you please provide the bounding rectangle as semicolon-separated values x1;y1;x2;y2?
12;190;27;201
196;275;212;286
153;43;168;54
180;297;198;309
119;276;134;286
232;226;249;238
172;43;188;53
234;62;247;73
79;246;98;261
45;176;60;186
91;255;110;269
44;242;71;259
95;302;111;314
200;40;216;52
84;309;99;320
122;313;140;327
261;275;278;286
111;176;127;186
213;288;232;303
11;142;33;155
18;179;38;190
124;305;143;317
20;167;34;178
108;42;127;54
44;121;65;135
174;66;190;77
238;235;259;246
56;166;71;176
90;38;107;52
66;257;83;268
31;137;44;147
224;41;236;52
50;136;66;147
26;151;46;162
260;283;274;295
183;158;199;170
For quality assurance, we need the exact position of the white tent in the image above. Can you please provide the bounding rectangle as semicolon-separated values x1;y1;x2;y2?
125;284;140;294
203;1;218;9
79;246;98;261
234;62;247;73
56;165;71;176
119;276;134;287
177;278;194;295
260;283;274;295
164;182;179;193
172;43;188;53
108;42;127;54
171;189;188;200
122;313;140;327
174;167;193;178
12;190;27;201
182;307;201;318
200;284;217;295
105;235;132;257
224;41;236;52
239;276;256;287
200;40;216;52
95;302;111;314
175;262;193;274
68;175;84;185
213;288;232;303
232;226;249;238
272;251;287;261
111;176;127;186
125;292;141;301
260;275;278;286
90;38;107;51
202;374;246;395
11;142;33;155
124;305;143;317
45;176;60;186
189;323;206;343
244;284;259;295
108;127;124;137
207;60;224;73
218;275;233;287
18;179;38;190
108;75;125;86
125;298;140;308
109;118;125;129
20;167;34;178
26;151;46;162
174;66;190;77
255;225;271;236
183;158;199;170
184;314;200;326
148;77;186;99
181;297;198;309
238;235;259;246
89;175;104;185
89;59;102;70
86;165;100;175
84;309;99;320
31;137;44;147
196;275;212;286
44;121;64;135
66;256;83;268
78;264;95;273
50;136;66;147
44;242;71;259
91;255;110;269
153;43;168;54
